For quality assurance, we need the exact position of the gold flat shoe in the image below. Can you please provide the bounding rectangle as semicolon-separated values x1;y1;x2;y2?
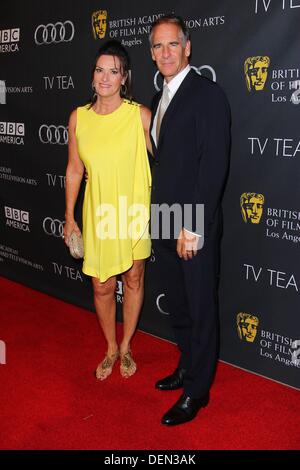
120;350;137;378
95;351;119;380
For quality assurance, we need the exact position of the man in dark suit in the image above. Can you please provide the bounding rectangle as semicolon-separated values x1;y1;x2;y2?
149;15;231;426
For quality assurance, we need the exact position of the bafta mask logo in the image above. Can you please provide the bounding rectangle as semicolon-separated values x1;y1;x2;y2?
92;10;108;39
237;313;259;343
240;192;264;224
244;56;270;91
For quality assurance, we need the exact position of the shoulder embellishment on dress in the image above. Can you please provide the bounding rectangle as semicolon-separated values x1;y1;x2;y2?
124;99;140;107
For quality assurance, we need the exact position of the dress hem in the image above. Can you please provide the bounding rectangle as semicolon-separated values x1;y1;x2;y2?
82;254;150;282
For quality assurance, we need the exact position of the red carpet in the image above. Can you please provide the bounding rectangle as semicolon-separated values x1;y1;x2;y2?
0;276;299;450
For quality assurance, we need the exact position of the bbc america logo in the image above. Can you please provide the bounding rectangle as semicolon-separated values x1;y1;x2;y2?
0;28;20;53
5;206;29;223
0;122;25;145
34;21;75;45
39;125;68;145
5;206;30;232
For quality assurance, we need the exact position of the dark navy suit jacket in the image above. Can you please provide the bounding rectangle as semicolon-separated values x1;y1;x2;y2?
150;69;231;241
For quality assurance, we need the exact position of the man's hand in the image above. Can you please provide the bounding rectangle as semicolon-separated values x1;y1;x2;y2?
177;228;201;260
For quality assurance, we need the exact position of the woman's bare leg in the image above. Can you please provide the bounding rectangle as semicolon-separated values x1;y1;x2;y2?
92;276;119;379
119;260;145;376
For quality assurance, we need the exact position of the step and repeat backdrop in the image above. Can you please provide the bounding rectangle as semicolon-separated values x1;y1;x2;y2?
1;0;299;389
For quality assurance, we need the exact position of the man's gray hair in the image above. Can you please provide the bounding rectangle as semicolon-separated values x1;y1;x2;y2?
149;14;190;47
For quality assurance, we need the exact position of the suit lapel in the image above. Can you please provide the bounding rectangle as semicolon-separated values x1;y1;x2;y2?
150;91;161;156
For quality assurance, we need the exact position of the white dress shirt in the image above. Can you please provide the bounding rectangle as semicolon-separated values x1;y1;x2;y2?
151;64;191;147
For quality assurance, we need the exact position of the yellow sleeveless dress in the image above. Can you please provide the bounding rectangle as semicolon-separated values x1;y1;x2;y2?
76;100;151;282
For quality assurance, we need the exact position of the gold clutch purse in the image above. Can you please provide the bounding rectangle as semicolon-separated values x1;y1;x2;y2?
69;231;84;259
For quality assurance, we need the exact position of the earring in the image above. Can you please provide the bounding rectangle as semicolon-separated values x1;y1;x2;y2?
92;82;97;100
120;83;127;96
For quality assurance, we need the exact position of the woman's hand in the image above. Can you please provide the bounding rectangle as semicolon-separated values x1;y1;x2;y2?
63;219;81;247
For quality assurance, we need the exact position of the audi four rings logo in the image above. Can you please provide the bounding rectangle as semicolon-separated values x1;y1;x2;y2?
153;65;217;91
34;21;75;45
39;125;68;145
43;217;65;237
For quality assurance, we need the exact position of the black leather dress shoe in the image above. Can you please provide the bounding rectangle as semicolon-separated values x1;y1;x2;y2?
155;368;186;391
161;393;209;426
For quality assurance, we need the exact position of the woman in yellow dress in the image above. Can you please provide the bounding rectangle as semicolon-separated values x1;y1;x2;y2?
64;40;152;380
